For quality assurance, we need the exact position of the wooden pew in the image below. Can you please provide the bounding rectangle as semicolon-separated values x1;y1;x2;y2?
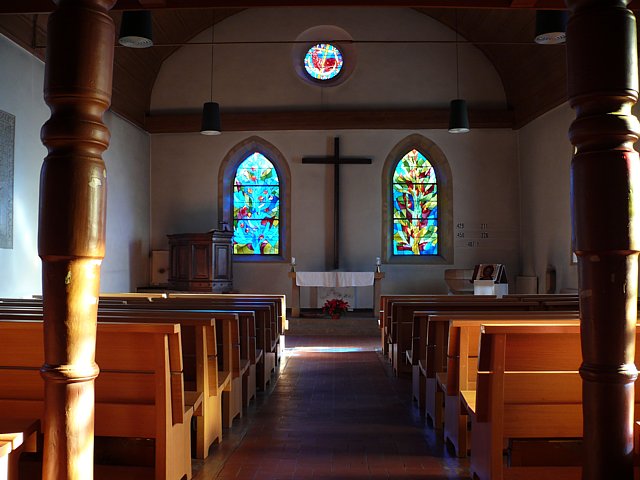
379;295;496;355
99;305;253;424
167;293;287;341
463;323;586;480
110;298;277;391
390;299;543;376
0;419;40;480
0;320;197;480
437;316;580;457
0;306;233;460
413;310;579;430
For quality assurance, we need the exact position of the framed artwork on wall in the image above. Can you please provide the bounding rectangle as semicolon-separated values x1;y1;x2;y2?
0;110;15;250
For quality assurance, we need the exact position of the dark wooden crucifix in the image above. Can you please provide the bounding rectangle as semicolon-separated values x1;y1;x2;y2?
303;137;371;270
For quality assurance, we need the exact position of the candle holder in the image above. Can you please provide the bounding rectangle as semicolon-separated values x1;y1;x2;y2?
290;257;296;273
375;257;381;273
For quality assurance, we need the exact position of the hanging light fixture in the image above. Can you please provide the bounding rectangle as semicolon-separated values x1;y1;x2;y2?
201;12;221;135
448;10;469;134
534;10;568;45
118;11;153;49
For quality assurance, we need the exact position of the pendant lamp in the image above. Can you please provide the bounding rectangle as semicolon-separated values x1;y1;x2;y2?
534;11;568;45
201;13;222;135
448;99;469;134
118;11;153;49
448;11;469;134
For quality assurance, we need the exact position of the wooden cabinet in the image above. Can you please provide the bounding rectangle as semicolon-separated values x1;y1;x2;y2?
167;231;233;292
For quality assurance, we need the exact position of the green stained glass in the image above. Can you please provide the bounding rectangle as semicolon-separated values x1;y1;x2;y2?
392;149;438;255
233;152;280;255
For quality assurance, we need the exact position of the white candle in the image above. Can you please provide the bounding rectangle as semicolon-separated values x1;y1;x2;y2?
376;257;381;266
291;257;296;266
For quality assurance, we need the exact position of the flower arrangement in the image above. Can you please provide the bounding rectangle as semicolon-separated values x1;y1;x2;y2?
322;298;350;318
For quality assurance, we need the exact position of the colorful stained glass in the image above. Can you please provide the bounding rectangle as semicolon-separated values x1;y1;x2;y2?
392;149;438;255
304;43;344;81
233;152;280;255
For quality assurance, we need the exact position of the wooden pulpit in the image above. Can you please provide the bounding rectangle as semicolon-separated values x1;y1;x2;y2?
168;230;233;292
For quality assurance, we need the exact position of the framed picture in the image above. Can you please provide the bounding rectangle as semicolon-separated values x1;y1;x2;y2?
472;264;507;283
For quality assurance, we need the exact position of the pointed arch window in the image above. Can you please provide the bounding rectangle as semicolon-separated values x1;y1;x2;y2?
233;153;280;255
219;137;291;263
383;134;453;264
392;149;438;255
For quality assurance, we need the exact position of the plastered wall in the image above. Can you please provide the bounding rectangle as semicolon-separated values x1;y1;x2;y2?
149;8;520;305
0;34;150;297
518;102;577;293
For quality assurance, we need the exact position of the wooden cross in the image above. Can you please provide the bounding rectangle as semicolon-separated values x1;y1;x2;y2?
303;137;372;270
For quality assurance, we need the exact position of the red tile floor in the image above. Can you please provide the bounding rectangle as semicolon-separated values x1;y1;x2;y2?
192;335;469;480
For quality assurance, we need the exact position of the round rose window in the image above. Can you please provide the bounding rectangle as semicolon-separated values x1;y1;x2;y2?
303;43;344;81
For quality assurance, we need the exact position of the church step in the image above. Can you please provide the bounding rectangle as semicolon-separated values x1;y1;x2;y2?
286;310;379;336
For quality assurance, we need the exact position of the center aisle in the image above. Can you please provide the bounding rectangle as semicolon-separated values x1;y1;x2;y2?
194;336;468;480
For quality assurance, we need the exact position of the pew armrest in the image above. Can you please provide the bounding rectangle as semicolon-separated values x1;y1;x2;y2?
219;370;232;392
0;418;40;450
460;390;476;417
185;391;204;417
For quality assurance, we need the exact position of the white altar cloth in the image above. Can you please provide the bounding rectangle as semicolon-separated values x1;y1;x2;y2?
295;272;375;287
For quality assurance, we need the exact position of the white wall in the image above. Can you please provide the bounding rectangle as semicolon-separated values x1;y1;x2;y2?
152;8;507;112
0;34;150;297
151;129;519;304
518;102;577;293
0;35;47;297
149;8;518;305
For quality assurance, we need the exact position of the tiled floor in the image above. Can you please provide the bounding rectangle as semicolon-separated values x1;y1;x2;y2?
192;335;469;480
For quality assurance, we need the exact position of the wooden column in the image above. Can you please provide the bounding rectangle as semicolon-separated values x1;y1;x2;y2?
566;2;640;479
38;1;116;479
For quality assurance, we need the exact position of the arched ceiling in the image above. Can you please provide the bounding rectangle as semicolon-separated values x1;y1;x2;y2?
0;4;578;130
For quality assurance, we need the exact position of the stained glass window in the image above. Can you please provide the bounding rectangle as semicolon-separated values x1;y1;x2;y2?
233;152;280;255
392;149;438;255
304;43;344;81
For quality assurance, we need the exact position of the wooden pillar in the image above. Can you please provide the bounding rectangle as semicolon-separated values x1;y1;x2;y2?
566;1;640;479
38;1;116;479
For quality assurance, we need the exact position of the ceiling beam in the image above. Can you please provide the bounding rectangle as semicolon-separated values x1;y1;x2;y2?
145;108;514;134
510;0;538;6
0;0;578;14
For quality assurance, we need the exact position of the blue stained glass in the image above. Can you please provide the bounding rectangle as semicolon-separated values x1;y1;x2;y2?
304;43;344;80
233;153;280;255
392;149;438;256
393;220;438;255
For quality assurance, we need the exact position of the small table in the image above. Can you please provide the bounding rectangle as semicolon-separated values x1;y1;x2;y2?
288;271;385;317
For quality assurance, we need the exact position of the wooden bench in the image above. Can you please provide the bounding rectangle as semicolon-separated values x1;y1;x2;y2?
0;320;197;480
389;299;544;376
437;316;579;457
413;310;579;431
111;298;278;391
0;418;40;480
0;305;247;459
379;295;497;357
463;323;587;480
167;293;287;340
98;299;269;390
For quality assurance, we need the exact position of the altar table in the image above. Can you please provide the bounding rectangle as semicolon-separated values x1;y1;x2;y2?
288;271;385;317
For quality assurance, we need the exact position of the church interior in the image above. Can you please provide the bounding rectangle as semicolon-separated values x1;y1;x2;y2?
0;1;638;479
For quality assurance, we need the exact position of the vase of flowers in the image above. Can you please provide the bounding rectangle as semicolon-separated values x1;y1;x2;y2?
322;298;350;319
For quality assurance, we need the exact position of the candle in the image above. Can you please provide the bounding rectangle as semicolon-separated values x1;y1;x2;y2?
291;257;296;266
376;257;381;266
